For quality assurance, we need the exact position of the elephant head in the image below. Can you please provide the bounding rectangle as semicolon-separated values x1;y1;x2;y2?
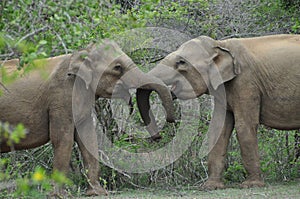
137;36;241;121
66;40;175;124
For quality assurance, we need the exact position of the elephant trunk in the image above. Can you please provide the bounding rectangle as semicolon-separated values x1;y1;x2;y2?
135;77;175;128
121;67;175;126
136;89;152;125
137;63;177;126
136;80;175;125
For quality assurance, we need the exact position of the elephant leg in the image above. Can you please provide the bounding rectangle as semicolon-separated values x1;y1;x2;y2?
49;109;74;197
74;117;108;196
234;102;264;188
235;124;264;188
49;110;74;174
203;110;234;190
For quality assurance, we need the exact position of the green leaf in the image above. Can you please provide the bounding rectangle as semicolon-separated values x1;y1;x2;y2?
38;40;47;45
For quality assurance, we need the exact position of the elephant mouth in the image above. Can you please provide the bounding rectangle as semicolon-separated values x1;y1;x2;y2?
171;83;176;92
170;81;181;99
170;84;178;100
169;80;198;100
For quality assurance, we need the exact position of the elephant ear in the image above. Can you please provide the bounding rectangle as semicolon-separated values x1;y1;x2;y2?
208;46;241;90
67;51;93;90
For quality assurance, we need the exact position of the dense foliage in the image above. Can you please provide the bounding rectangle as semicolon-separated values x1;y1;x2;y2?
0;0;299;197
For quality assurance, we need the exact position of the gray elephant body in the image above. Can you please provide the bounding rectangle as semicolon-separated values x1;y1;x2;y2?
0;53;108;196
0;40;175;196
140;34;300;189
223;36;300;130
1;56;70;151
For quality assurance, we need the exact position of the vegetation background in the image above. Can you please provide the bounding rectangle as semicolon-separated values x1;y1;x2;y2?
0;0;300;198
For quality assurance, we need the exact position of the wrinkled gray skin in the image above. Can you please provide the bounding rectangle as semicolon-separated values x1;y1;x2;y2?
138;35;300;189
0;40;175;196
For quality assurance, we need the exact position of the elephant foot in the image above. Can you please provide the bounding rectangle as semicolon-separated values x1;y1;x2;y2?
201;179;225;190
86;185;108;196
240;179;265;188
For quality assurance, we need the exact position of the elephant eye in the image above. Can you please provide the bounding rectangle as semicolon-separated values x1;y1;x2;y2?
113;64;123;74
176;59;186;66
175;59;187;70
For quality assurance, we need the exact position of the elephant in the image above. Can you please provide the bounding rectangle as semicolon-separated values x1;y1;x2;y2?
137;34;300;189
0;40;175;196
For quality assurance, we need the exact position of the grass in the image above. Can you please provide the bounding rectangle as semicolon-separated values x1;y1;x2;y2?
80;181;300;199
0;179;299;198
